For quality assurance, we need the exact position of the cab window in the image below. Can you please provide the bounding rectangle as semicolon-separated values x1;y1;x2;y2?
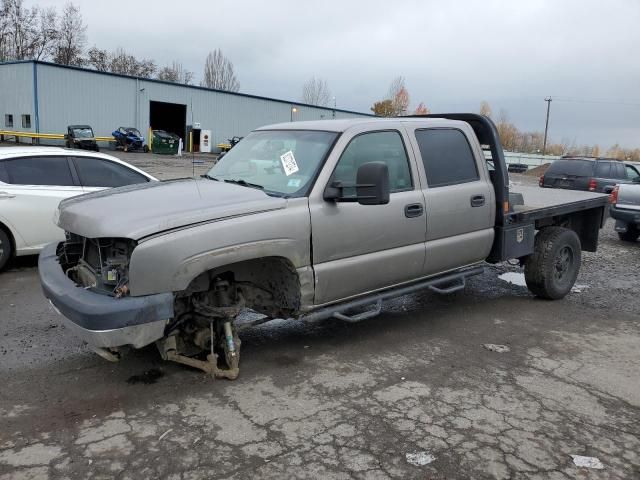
331;130;412;196
415;129;479;187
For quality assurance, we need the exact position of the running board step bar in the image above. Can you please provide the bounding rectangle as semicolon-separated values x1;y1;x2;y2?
302;266;485;324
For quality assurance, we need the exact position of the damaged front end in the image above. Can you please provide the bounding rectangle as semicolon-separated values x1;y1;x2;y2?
47;234;246;379
58;233;135;298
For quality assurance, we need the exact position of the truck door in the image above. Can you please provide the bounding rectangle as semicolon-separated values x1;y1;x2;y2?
309;128;426;305
408;126;495;275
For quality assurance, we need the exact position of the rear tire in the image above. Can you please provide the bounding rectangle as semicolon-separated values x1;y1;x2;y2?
524;227;581;300
0;229;12;271
618;225;639;242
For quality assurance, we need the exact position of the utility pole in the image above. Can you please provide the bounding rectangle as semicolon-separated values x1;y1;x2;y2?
542;96;552;156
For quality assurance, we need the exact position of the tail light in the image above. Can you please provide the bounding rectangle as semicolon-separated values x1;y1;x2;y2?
539;174;544;187
610;185;619;204
588;178;597;191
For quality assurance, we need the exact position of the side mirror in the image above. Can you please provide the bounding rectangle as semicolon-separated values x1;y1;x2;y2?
632;176;640;183
356;161;390;205
323;161;390;205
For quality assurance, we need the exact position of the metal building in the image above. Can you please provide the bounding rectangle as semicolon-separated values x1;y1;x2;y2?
0;60;371;150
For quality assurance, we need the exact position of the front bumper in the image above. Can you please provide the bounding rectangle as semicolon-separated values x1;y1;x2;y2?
39;242;174;348
610;205;640;228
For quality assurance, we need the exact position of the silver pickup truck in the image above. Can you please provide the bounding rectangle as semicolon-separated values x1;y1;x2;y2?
611;180;640;241
39;114;610;378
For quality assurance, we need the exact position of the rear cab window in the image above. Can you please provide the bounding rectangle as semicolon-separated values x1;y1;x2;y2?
414;128;479;187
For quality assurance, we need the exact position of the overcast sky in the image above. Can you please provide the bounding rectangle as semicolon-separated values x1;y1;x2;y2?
35;0;640;148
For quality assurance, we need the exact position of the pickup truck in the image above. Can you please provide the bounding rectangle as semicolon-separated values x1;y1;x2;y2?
610;180;640;241
39;114;610;378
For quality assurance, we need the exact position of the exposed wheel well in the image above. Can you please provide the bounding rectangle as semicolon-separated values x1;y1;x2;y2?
178;256;301;318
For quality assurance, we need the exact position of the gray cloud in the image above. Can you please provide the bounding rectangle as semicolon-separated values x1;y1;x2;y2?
36;0;640;148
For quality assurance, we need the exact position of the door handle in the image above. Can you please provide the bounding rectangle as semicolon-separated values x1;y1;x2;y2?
470;194;485;207
0;192;16;199
404;203;424;218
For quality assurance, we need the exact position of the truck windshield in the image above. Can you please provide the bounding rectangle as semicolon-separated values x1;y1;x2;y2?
206;130;338;196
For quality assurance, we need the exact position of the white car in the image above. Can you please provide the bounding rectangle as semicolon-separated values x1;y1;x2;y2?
0;146;157;270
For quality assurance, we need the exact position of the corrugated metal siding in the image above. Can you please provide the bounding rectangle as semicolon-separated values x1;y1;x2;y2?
0;63;34;131
2;62;370;146
37;63;136;137
138;79;367;144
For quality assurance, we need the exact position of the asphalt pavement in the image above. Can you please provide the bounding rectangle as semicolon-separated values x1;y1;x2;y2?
0;152;638;479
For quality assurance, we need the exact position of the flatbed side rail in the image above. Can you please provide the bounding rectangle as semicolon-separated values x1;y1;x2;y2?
508;195;610;224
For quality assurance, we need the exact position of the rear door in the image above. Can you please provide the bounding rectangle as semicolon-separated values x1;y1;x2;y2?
309;126;426;304
408;125;495;275
70;156;151;192
0;155;83;250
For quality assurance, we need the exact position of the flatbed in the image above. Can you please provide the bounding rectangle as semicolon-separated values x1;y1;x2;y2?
509;185;609;223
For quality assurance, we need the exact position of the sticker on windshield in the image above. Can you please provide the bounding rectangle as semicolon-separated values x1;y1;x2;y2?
287;178;302;188
280;150;299;176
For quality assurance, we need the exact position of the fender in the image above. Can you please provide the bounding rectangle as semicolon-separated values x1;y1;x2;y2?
127;198;312;297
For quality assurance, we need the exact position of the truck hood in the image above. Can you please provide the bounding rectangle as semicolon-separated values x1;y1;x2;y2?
57;178;287;240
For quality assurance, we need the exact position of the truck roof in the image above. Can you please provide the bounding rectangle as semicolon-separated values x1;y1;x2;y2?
255;117;462;133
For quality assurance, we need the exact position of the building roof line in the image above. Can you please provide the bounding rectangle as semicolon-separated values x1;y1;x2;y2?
0;60;375;117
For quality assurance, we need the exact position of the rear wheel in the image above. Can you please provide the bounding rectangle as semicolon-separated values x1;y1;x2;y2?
618;225;639;242
0;229;12;271
524;227;581;300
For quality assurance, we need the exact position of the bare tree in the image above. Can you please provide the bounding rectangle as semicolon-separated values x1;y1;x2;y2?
201;49;240;92
413;102;430;115
53;2;85;65
86;46;156;77
86;46;108;71
388;76;410;115
157;61;193;84
479;101;492;118
0;0;58;61
302;77;331;106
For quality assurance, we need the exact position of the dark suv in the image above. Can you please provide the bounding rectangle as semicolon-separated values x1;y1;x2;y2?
540;157;640;193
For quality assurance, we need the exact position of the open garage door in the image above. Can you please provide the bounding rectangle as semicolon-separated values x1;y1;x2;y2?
149;101;187;142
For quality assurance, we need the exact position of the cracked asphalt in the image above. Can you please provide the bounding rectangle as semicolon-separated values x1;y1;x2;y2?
0;156;638;479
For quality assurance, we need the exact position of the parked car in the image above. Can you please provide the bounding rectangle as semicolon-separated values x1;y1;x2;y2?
610;179;640;241
507;163;528;173
0;147;157;270
65;125;99;151
39;114;609;378
539;157;640;192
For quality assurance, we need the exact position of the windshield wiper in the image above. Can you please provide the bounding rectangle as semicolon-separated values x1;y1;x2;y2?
201;173;219;181
223;179;264;190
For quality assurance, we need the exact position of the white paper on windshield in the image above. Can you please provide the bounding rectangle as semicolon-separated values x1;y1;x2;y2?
280;150;299;176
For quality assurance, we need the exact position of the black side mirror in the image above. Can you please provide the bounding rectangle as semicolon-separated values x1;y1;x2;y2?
323;161;390;205
632;176;640;183
356;162;390;205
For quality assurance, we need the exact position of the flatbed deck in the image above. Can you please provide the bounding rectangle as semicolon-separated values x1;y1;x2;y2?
508;185;609;223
